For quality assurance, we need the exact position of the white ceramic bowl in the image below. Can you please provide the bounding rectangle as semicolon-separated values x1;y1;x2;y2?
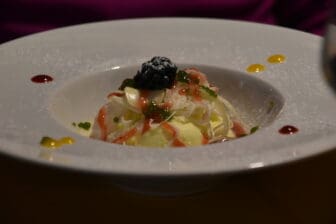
1;18;336;195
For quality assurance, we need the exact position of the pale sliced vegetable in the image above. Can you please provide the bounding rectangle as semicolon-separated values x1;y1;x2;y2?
212;98;231;136
138;127;169;147
124;87;140;109
169;119;203;146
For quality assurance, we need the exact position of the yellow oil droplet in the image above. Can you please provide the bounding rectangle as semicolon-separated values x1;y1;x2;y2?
40;136;75;149
246;64;265;73
267;54;286;64
59;137;75;145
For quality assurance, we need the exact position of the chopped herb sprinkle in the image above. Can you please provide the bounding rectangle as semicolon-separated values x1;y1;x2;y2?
250;126;259;134
72;121;91;130
176;70;189;83
78;122;91;130
200;85;217;97
144;101;172;122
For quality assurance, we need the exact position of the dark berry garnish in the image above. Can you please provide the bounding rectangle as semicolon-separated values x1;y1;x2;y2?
133;56;177;90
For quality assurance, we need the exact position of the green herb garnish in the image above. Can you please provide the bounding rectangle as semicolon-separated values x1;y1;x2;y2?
250;126;259;134
144;101;172;121
200;85;217;98
72;122;76;127
176;70;189;83
78;122;91;131
119;78;135;90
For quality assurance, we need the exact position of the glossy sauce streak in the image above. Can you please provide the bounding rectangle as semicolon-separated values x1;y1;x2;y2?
267;54;286;64
107;92;124;98
40;136;75;148
98;107;107;141
142;119;151;134
202;134;209;145
279;125;299;135
139;90;149;110
232;121;246;137
31;74;53;83
246;64;265;73
161;122;186;147
112;127;137;144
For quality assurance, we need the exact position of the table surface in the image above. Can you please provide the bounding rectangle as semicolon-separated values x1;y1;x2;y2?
1;148;336;224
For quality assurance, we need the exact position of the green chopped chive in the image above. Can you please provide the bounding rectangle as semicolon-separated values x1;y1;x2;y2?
176;70;189;83
250;126;259;134
78;122;91;131
161;109;172;120
200;85;217;97
144;101;172;120
113;117;120;123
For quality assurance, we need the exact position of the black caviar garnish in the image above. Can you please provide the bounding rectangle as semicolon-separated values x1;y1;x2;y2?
133;56;177;90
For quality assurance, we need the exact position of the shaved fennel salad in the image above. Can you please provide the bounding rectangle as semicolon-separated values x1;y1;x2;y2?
90;57;246;147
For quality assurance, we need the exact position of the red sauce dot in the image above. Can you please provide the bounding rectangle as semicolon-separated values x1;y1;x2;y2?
31;74;53;83
279;125;299;135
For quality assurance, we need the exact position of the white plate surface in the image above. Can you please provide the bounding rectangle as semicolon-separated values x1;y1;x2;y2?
1;18;336;178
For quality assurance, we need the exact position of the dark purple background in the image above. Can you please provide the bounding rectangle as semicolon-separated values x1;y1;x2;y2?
0;0;330;43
